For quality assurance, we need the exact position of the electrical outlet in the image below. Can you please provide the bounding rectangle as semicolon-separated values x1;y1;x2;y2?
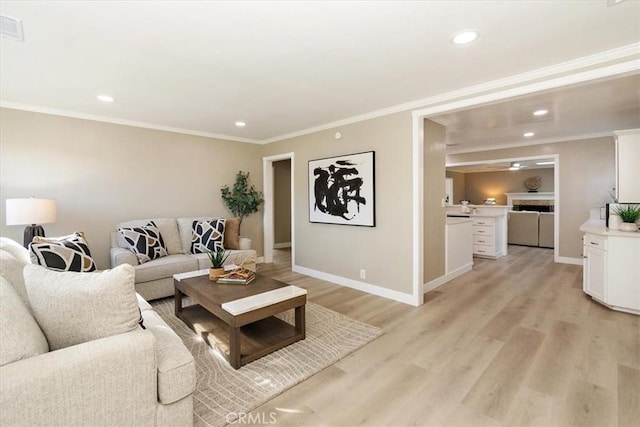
360;269;366;280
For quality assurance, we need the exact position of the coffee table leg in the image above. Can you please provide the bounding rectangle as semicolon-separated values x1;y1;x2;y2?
295;305;306;340
229;326;241;369
175;288;183;318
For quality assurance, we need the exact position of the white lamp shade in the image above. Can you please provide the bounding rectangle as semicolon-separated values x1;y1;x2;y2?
5;198;57;226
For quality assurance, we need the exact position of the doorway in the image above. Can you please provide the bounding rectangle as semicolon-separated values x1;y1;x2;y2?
262;153;294;264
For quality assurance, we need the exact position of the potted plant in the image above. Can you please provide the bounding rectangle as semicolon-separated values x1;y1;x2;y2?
207;249;230;281
220;171;264;249
612;204;640;232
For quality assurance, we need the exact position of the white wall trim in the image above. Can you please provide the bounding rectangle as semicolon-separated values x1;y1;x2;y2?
423;263;473;293
0;102;261;144
412;60;640;120
273;242;291;249
292;264;415;306
264;45;639;144
262;152;295;265
556;256;583;266
412;116;424;307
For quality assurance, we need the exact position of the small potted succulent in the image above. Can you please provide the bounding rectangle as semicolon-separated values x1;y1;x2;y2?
612;204;640;232
207;249;230;281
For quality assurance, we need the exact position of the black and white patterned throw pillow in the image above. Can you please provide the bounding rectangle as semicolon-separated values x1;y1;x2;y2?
29;232;97;272
118;221;168;264
191;219;226;253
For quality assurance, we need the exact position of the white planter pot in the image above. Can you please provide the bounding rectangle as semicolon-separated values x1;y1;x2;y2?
619;222;638;232
609;214;622;230
239;237;252;250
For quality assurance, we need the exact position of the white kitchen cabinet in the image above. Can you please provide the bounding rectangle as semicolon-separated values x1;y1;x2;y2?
580;223;640;315
583;239;606;302
472;216;506;259
614;129;640;203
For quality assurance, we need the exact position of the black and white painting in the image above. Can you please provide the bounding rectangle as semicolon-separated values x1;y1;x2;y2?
308;151;375;226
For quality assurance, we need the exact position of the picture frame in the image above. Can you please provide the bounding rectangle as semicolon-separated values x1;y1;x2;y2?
308;151;375;227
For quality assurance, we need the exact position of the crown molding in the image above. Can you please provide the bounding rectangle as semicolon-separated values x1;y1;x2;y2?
0;102;262;144
265;43;639;144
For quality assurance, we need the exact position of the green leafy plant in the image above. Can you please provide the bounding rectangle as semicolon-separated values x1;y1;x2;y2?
220;171;264;225
613;204;640;223
207;249;230;268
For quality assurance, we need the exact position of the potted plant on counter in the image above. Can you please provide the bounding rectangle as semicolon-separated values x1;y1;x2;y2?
207;249;230;281
220;171;264;249
613;204;640;232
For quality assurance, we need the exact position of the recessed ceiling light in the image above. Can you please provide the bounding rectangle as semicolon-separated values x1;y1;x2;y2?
451;30;479;45
523;132;535;137
536;161;555;165
513;163;521;167
235;121;246;127
533;109;548;116
96;94;114;103
508;167;519;171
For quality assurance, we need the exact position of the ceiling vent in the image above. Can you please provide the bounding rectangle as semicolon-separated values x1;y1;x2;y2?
0;15;25;42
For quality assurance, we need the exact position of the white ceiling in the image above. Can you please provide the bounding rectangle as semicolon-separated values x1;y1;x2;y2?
1;1;639;144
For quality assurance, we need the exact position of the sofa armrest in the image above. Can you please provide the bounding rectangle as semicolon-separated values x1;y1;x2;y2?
111;246;138;268
0;329;157;427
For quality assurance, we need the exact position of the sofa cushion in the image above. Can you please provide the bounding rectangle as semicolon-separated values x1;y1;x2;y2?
134;254;198;283
23;264;140;351
29;232;97;272
0;237;31;264
0;250;31;309
136;293;153;312
118;221;168;264
142;310;196;404
191;218;225;254
116;218;182;255
224;217;241;250
0;277;49;366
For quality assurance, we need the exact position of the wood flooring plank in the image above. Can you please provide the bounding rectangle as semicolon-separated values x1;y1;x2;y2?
462;326;545;421
618;364;640;427
525;319;582;397
560;379;617;427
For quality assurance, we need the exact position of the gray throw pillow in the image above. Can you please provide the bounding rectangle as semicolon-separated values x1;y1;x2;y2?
23;264;140;350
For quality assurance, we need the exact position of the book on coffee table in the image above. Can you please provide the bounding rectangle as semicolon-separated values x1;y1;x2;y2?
216;269;255;285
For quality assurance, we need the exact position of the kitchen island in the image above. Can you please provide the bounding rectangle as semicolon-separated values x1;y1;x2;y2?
446;205;509;259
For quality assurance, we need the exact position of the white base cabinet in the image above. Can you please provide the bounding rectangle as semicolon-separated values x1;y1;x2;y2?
581;226;640;315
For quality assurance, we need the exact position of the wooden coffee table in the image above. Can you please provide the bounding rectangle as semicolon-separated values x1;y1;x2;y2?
173;270;306;369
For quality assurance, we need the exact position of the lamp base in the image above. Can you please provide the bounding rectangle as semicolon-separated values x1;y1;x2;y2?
23;224;45;248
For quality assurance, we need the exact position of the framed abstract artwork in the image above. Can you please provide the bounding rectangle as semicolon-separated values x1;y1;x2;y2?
308;151;375;226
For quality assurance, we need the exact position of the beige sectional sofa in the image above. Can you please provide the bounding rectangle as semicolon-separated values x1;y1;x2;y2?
0;237;196;426
110;217;257;301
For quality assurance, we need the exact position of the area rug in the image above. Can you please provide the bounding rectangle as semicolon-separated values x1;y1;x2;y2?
152;297;383;427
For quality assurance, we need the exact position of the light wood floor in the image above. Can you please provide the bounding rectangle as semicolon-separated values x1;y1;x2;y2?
246;246;639;427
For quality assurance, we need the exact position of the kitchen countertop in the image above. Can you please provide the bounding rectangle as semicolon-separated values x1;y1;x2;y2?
580;220;640;238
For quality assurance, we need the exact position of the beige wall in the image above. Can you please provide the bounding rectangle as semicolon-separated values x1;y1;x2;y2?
445;170;466;204
262;111;414;294
273;159;291;245
447;136;615;259
424;119;446;283
461;168;555;205
0;108;264;268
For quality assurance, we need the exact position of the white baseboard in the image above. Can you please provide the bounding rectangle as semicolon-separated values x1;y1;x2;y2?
292;264;415;305
423;263;473;293
555;256;583;266
273;242;291;249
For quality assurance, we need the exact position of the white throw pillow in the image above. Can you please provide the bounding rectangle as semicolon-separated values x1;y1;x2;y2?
0;277;49;366
23;264;140;351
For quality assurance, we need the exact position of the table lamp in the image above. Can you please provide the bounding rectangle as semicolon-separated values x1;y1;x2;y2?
5;198;57;247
